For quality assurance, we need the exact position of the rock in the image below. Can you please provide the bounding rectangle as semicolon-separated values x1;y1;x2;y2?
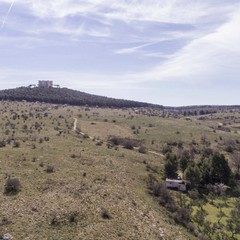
2;233;13;240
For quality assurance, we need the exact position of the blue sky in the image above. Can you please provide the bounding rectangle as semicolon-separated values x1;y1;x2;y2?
0;0;240;106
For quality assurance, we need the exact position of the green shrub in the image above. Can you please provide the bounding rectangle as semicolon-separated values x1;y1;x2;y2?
101;209;111;219
0;140;6;148
69;212;78;223
123;141;134;150
4;178;21;195
138;146;147;154
45;165;54;173
12;141;20;148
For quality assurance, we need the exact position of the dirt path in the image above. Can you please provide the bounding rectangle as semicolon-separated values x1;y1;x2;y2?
73;118;164;158
73;118;94;140
73;118;77;131
148;150;164;157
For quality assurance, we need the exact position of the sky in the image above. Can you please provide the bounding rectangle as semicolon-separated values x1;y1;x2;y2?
0;0;240;106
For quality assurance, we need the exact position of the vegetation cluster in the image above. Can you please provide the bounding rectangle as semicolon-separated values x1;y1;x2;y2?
1;97;240;239
0;87;163;109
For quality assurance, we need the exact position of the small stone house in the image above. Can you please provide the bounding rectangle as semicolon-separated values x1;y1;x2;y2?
165;178;191;192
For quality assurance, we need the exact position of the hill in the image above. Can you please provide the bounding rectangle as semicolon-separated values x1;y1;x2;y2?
1;100;240;239
0;87;163;109
0;101;193;240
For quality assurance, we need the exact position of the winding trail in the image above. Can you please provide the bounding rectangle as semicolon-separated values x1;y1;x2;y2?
72;118;165;158
73;118;77;131
148;150;164;157
73;118;94;140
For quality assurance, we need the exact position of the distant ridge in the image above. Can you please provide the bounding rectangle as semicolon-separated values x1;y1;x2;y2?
0;87;163;108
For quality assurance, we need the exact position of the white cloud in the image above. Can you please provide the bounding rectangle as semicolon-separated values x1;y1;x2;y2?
126;8;240;83
1;0;240;106
0;0;15;32
13;0;235;24
103;0;207;24
1;0;236;52
1;7;240;87
2;0;237;29
115;42;157;54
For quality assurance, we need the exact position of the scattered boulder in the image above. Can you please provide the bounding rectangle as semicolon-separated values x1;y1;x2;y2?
2;233;13;240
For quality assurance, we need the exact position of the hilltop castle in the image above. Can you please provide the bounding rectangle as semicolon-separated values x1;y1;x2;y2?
38;80;53;88
28;81;60;88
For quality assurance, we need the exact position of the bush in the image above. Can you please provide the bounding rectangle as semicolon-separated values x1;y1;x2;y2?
138;146;147;154
12;141;20;148
148;174;165;197
162;145;172;154
0;140;6;148
225;145;234;153
69;212;78;223
172;207;191;226
45;165;55;173
148;178;177;212
150;182;162;197
101;209;111;219
109;136;120;145
109;136;142;148
49;211;59;226
83;133;89;139
123;141;134;150
44;136;50;141
39;162;44;167
0;217;12;226
96;141;103;146
4;178;21;195
202;147;213;157
158;185;177;212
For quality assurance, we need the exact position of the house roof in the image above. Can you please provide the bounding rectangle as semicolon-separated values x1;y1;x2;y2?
166;178;191;184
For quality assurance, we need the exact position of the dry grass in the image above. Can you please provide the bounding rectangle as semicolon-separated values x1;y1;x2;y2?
0;101;194;240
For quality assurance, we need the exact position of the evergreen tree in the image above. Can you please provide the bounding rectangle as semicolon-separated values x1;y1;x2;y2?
185;164;201;187
210;152;231;184
179;156;189;173
164;153;178;179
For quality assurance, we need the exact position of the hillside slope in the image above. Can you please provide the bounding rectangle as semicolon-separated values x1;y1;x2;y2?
0;101;193;240
0;87;163;109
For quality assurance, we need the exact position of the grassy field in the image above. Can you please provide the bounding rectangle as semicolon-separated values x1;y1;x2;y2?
1;101;240;239
0;101;195;240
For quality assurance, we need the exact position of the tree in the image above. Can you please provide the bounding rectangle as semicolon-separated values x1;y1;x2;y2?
232;152;240;175
210;152;231;184
184;164;201;187
179;156;189;173
199;160;212;185
164;153;178;179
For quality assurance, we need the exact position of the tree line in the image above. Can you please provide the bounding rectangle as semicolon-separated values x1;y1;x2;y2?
0;87;163;109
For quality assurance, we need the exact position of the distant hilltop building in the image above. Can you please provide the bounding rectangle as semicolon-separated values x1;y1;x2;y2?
38;80;53;88
28;81;60;88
